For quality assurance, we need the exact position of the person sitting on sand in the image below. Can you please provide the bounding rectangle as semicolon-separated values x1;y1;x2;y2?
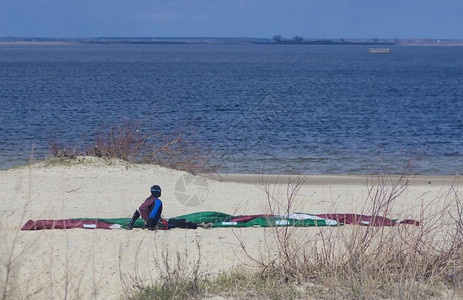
126;185;163;230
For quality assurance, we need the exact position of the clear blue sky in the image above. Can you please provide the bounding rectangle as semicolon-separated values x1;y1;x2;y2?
1;0;462;39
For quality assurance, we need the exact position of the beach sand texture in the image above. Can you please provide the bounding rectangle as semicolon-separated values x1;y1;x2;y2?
1;158;459;299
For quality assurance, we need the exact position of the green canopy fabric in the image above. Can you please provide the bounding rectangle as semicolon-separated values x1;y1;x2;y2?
76;211;341;228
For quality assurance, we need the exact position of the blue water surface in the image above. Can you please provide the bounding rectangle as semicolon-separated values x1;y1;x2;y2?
1;44;462;174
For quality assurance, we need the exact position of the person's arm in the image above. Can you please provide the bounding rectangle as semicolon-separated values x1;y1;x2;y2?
146;199;163;229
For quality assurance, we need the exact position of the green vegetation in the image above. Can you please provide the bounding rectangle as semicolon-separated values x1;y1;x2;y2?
129;268;299;300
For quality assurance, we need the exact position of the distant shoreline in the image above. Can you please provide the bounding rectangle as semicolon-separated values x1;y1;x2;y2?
1;37;462;46
2;41;462;46
0;41;81;45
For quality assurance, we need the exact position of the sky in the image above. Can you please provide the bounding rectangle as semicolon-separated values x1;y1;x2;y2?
1;0;462;39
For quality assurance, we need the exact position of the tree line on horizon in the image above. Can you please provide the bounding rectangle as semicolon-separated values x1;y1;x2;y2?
271;35;397;45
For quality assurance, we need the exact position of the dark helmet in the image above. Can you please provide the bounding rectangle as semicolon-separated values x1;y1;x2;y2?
150;185;161;198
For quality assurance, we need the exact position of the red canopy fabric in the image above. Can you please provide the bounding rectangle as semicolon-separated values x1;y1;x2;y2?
21;219;119;230
315;214;419;226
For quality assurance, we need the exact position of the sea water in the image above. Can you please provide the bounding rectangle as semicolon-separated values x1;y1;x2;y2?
1;44;462;174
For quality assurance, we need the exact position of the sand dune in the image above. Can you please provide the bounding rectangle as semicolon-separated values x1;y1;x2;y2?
1;157;458;299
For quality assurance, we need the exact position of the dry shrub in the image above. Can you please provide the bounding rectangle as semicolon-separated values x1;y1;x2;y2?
49;143;80;159
49;118;211;174
235;172;463;299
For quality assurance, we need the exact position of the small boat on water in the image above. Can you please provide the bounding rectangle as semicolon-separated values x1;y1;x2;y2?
369;48;391;53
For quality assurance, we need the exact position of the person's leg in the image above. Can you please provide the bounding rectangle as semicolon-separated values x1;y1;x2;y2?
126;210;140;230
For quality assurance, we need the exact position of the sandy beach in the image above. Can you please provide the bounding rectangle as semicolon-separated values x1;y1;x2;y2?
1;157;460;299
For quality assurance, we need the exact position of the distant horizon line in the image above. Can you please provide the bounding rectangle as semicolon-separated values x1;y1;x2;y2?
1;36;462;46
1;35;462;41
